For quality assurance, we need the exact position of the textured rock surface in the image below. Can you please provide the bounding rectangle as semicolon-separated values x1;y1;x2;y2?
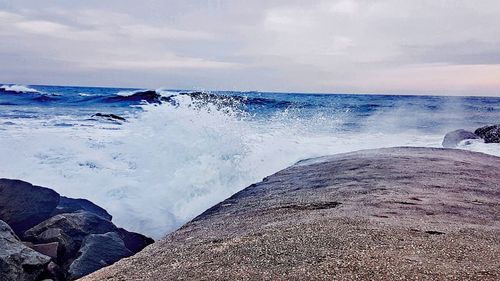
53;196;112;221
82;147;500;281
24;212;117;244
68;232;132;280
442;129;480;147
475;124;500;143
0;220;51;281
0;179;60;236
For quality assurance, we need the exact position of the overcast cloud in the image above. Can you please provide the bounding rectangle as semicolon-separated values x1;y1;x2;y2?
1;0;499;96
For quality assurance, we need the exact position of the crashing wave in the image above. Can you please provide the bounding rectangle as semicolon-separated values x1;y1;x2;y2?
0;84;39;94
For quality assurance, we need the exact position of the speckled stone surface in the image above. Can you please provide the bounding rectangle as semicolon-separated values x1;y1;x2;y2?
81;147;500;281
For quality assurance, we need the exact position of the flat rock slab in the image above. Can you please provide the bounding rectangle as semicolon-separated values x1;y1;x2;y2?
82;147;500;281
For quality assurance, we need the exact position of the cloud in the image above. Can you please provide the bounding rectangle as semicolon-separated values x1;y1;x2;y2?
0;1;499;95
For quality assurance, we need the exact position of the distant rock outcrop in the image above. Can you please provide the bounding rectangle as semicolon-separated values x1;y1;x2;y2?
475;124;500;143
82;147;500;281
442;129;480;147
0;179;153;280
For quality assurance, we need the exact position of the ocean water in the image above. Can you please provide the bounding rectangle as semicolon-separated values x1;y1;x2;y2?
0;84;499;238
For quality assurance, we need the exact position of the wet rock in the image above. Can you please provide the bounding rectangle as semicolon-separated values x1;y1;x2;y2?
442;129;480;147
0;179;60;236
68;232;133;280
475;124;500;143
52;196;112;221
0;220;51;281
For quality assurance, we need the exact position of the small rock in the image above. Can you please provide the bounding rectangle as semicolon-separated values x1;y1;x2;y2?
29;242;59;259
0;179;60;236
442;129;480;148
31;228;77;263
68;232;133;280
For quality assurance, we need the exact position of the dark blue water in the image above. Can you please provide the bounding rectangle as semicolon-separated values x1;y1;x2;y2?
1;84;498;133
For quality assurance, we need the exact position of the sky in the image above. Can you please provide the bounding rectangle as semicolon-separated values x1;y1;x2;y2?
0;0;500;96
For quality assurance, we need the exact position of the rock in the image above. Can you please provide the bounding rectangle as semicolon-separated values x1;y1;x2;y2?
81;147;500;281
91;113;126;122
68;232;133;280
28;228;77;264
104;90;163;104
0;179;60;236
29;242;59;259
52;196;112;221
475;124;500;143
442;129;480;147
0;220;51;281
116;228;154;253
24;211;118;262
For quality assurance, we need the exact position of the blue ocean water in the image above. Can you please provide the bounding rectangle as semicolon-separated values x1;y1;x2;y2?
0;84;499;237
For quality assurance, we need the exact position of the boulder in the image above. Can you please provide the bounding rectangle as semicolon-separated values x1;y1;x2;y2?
0;220;51;281
24;211;118;262
116;228;154;253
28;228;77;264
68;232;133;280
81;147;500;281
475;124;500;143
52;196;112;221
442;129;480;147
0;179;60;236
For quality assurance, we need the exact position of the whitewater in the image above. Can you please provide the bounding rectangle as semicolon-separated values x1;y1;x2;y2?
0;84;499;238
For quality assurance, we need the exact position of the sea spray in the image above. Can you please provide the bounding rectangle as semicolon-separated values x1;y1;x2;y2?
0;88;498;238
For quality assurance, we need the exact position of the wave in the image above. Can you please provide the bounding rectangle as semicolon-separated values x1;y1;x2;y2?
0;84;39;94
0;90;498;239
0;93;453;238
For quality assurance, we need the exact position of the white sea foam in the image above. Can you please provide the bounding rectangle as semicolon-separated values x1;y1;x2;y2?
0;84;39;93
0;94;498;238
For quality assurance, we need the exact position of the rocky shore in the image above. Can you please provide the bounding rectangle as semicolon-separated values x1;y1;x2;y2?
0;179;153;280
82;147;500;280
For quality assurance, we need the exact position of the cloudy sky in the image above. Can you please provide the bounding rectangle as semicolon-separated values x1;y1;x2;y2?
1;0;499;96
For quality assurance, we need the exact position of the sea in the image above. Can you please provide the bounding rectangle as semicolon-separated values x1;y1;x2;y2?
0;84;499;238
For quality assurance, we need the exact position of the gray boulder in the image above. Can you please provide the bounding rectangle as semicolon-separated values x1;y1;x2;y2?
68;232;132;280
442;129;480;147
0;220;51;281
475;124;500;143
29;227;77;264
52;196;112;221
24;211;117;243
0;179;60;236
24;211;118;262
